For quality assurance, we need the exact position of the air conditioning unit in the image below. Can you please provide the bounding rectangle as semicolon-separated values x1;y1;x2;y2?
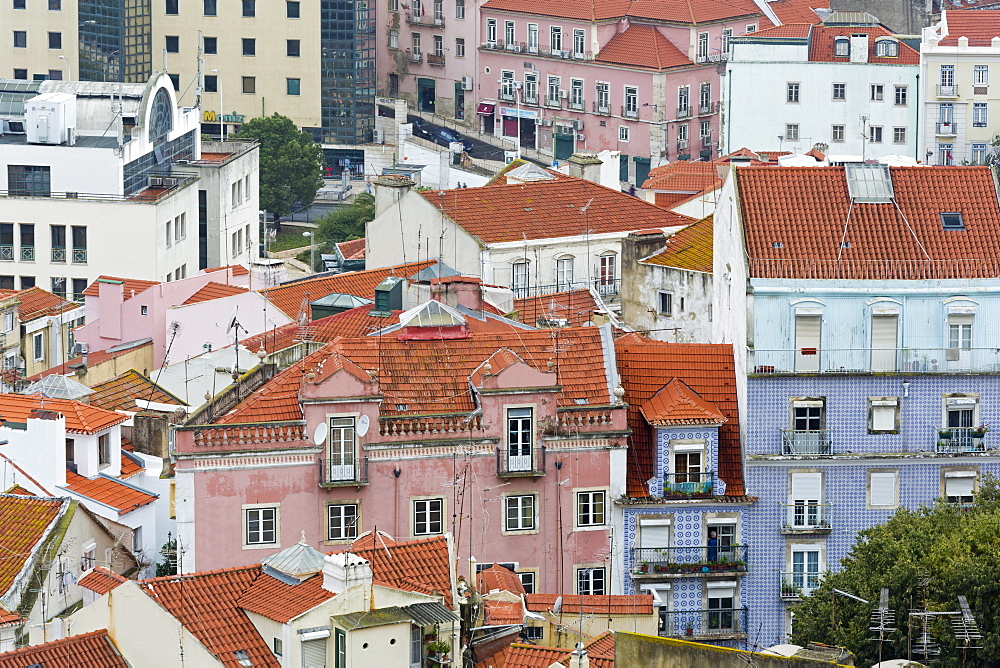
543;119;553;127
559;89;568;99
574;119;584;130
461;76;473;90
150;176;164;187
534;117;544;125
576;134;585;141
512;45;523;52
372;128;384;143
65;191;78;199
514;81;523;89
560;51;570;59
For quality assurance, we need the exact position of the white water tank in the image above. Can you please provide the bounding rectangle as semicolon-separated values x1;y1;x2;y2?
26;92;77;145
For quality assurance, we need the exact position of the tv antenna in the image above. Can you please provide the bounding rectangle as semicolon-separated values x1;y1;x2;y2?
868;588;896;665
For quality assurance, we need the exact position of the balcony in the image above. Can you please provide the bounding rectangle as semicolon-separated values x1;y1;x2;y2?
781;503;832;533
631;545;748;577
0;245;11;261
621;106;638;119
935;427;988;453
595;278;620;297
20;246;34;261
318;457;369;487
780;429;833;455
498;88;515;102
427;53;445;66
544;95;562;108
72;247;87;263
593;101;611;115
937;84;959;98
568;101;584;111
659;608;747;639
523;94;539;105
696;52;730;64
497;445;546;477
663;471;714;497
936;122;957;136
699;102;719;115
750;347;1000;375
406;12;444;27
676;140;689;153
780;572;821;599
677;106;690;119
51;247;66;263
406;50;423;63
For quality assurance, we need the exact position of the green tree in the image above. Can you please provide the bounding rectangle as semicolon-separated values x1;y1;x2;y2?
790;476;1000;667
232;113;323;229
316;193;375;246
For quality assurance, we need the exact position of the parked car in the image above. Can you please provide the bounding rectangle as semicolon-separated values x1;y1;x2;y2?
409;117;473;154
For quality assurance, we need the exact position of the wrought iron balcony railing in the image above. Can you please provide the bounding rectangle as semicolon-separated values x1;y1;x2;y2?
663;471;714;496
631;545;748;575
318;457;369;487
780;571;821;598
781;503;832;532
751;347;1000;374
935;427;988;453
497;445;546;477
781;429;833;455
660;608;747;638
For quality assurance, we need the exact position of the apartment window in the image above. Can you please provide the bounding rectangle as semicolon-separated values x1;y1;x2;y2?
972;143;988;164
973;102;988;127
870;84;884;101
165;0;178;12
948;314;973;349
389;29;399;48
504;21;515;46
505;495;535;531
13;0;24;7
2;311;12;333
875;38;897;57
9;165;51;197
286;0;300;17
13;69;27;80
286;39;300;57
827;83;844;100
785;124;799;141
411;32;421;53
413;498;443;535
527;23;538;51
894;85;907;105
242;38;255;56
938;143;954;166
576;567;606;595
48;32;62;49
868;398;899;433
834;38;849;57
893;127;906;144
619;126;629;142
678;85;689;113
455;0;464;18
389;0;397;10
32;332;43;361
433;34;443;56
940;64;955;87
71;226;87;262
944;470;976;504
677;123;688;142
168;74;180;91
794;313;821;371
273;638;283;657
13;31;26;48
242;0;255;16
791;549;820;594
658;291;672;315
974;65;989;85
552;256;574;289
245;507;277;545
698;31;709;60
574;29;585;57
327;504;358;540
242;76;255;93
550;26;563;52
486;19;496;44
721;28;732;53
596;82;609;111
287;78;300;95
204;75;218;93
203;36;217;54
165;35;179;53
786;82;799;103
576;491;606;526
940;102;955;123
204;0;216;15
98;434;111;466
745;24;757;32
700;119;710;140
625;86;638;116
869;470;898;508
518;572;536;593
869;126;882;143
511;260;529;293
19;223;33;261
455;37;465;56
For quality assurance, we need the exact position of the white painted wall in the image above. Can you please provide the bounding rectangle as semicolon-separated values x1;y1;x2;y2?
166;292;293;362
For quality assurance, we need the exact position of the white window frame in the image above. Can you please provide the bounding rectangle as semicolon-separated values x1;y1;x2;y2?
870;84;884;101
573;28;585;56
527;23;538;51
575;566;606;595
550;26;562;52
243;504;279;548
32;331;43;361
786;82;799;103
832;125;845;142
575;489;607;529
658;291;672;315
943;468;977;504
785;124;799;141
893;127;906;144
974;65;989;85
618;125;629;142
413;497;444;536
868;469;898;508
327;502;359;541
486;18;496;44
894;85;907;106
556;256;574;289
868;397;899;433
869;126;883;143
503;494;536;532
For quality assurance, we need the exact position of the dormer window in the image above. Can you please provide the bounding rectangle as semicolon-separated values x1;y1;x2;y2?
834;38;849;57
941;212;964;229
875;38;898;57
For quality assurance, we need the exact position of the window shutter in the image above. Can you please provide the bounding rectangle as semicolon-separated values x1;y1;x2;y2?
302;639;327;668
795;315;821;371
790;472;822;502
639;519;671;548
871;315;898;371
872;404;896;431
945;473;975;498
870;472;896;506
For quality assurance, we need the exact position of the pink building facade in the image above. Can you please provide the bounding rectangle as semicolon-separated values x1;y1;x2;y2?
173;317;629;596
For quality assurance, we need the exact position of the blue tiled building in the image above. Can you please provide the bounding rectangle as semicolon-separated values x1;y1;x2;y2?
714;163;1000;646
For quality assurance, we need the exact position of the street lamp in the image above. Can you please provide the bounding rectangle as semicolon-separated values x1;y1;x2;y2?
58;55;71;81
302;231;315;273
211;68;224;140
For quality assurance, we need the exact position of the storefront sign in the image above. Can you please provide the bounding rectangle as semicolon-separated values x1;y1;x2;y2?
499;106;538;119
203;111;245;123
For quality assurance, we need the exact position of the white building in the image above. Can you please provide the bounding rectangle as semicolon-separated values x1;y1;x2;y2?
725;16;919;160
919;10;1000;165
0;75;259;294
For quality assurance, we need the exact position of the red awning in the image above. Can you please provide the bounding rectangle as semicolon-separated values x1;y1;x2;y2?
476;103;495;116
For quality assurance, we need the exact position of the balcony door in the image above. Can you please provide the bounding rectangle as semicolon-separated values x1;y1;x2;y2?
789;472;822;529
506;407;532;471
706;586;736;632
794;314;821;372
947;314;973;370
870;314;898;371
789;400;825;454
328;417;356;481
791;549;821;594
597;254;617;295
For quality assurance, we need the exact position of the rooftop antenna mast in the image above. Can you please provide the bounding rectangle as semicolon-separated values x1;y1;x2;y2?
952;596;982;668
868;588;897;665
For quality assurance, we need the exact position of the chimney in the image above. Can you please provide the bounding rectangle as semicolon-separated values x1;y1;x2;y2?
568;643;590;668
850;34;869;63
567;152;603;184
372;174;414;217
958;36;969;48
430;276;484;311
97;279;124;340
322;552;374;595
624;229;667;262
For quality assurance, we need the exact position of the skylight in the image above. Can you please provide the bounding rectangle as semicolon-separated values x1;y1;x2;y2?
845;163;894;203
940;212;965;229
234;650;253;667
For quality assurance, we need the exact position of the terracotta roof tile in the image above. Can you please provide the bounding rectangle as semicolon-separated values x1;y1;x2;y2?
809;25;919;64
181;282;249;305
4;287;78;321
0;605;21;626
79;567;128;595
118;451;144;480
939;9;1000;45
139;566;279;668
737;166;1000;280
595;25;692;70
641;160;723;192
0;630;129;668
82;276;159;298
477;643;568;668
237;572;334;623
513;290;599;328
482;0;761;22
641;218;713;273
478;564;526;595
639;378;727;425
0;393;128;434
204;264;250;276
64;471;157;514
261;261;436;319
577;632;615;667
615;338;743;497
766;0;824;23
3;485;33;496
0;494;64;596
337;238;366;260
88;369;187;412
746;22;813;38
422;177;692;244
484;600;524;625
344;534;454;607
525;594;653;614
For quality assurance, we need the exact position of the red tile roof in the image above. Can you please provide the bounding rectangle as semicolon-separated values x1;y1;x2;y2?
482;0;761;22
478;564;526;595
477;643;569;668
118;451;145;480
641;160;723;192
345;533;454;607
577;632;615;668
484;599;524;625
182;282;249;305
595;25;693;70
82;276;159;298
64;471;157;514
3;485;33;496
525;594;653;615
0;393;128;434
0;605;21;626
0;494;64;596
260;261;436;318
513;290;600;328
422;177;692;244
809;25;919;64
4;287;78;321
204;264;250;276
766;0;823;24
222;327;611;423
88;369;188;412
237;572;334;623
746;22;813;38
939;9;1000;46
0;630;129;668
641;218;713;273
337;238;366;260
615;336;742;497
79;567;128;595
139;566;279;668
737;166;1000;280
639;378;727;425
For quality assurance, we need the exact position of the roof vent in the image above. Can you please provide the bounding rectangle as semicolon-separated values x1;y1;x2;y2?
840;241;851;248
771;241;784;249
940;212;965;229
845;163;894;203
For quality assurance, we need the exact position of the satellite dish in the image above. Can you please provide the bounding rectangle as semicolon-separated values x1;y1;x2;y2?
313;422;328;445
226;305;239;334
552;595;563;614
357;415;370;437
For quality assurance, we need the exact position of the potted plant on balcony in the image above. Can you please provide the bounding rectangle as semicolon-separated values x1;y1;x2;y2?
938;428;953;439
781;582;802;597
684;626;694;636
638;563;650;573
972;424;989;438
427;640;451;663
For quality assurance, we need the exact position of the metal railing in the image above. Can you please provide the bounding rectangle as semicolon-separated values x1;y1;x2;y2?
677;106;690;118
511;278;618;299
621;106;638;119
0;245;12;261
20;246;33;261
498;88;515;101
523;94;539;105
780;429;833;455
318;457;369;486
631;545;748;575
544;95;562;108
427;53;445;65
935;427;988;453
937;84;959;97
407;12;444;26
595;278;620;297
780;572;821;598
497;445;546;477
568;101;584;111
753;347;1000;374
664;471;714;496
72;247;87;263
936;122;957;135
696;53;730;64
406;50;423;63
699;102;719;115
782;503;832;531
593;102;611;115
51;247;66;263
660;608;747;638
